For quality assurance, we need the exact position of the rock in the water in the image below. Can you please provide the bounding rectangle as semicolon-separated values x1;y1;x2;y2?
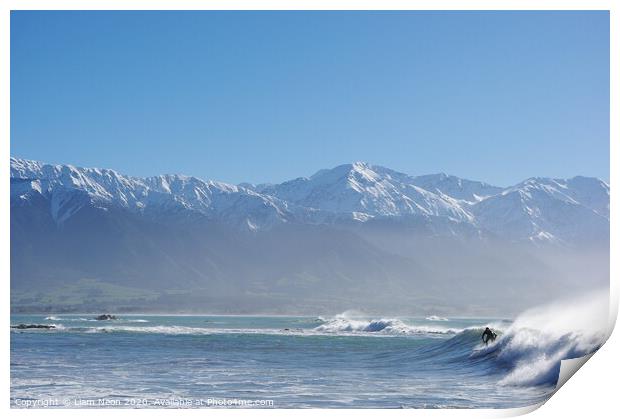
11;324;56;329
94;314;118;321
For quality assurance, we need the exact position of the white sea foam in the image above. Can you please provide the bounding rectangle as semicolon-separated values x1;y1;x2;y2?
47;320;459;337
78;325;306;336
426;315;449;321
314;314;462;335
50;317;149;323
82;325;213;335
486;290;609;387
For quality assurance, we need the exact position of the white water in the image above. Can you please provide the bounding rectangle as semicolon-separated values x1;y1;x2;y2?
314;316;463;335
480;290;609;386
426;315;449;321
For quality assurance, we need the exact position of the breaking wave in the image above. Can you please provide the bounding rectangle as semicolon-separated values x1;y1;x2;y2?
459;290;609;387
313;290;609;388
488;290;609;387
426;315;449;321
314;317;462;335
14;291;609;390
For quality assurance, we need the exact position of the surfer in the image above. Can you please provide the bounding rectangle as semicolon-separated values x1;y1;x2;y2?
481;327;496;345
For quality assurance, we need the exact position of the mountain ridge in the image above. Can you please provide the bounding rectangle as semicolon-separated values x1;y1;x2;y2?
10;157;609;314
10;157;609;245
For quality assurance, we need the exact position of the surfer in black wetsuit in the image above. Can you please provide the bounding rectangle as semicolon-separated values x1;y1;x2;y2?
481;327;496;345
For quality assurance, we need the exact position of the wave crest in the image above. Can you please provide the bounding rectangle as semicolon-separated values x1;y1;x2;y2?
465;290;609;387
314;317;461;335
426;315;449;321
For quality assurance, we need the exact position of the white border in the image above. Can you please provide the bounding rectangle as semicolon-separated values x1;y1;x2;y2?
2;2;616;419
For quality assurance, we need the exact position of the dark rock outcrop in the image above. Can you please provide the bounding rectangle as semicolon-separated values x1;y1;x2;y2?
11;324;56;329
94;314;117;321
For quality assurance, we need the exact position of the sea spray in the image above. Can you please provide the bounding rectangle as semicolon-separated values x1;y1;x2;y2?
488;290;609;387
314;313;464;335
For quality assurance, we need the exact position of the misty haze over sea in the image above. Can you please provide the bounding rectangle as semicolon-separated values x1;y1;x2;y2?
10;158;609;316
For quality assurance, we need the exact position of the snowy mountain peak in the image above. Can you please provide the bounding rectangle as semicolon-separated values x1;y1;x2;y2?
260;162;473;220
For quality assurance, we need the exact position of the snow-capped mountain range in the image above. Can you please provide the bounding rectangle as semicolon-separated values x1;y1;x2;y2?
10;157;609;245
10;157;610;314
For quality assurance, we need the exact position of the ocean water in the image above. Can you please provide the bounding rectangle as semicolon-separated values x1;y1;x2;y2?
10;313;599;409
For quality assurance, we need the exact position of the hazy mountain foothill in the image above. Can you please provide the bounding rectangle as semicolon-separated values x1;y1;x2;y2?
10;158;609;316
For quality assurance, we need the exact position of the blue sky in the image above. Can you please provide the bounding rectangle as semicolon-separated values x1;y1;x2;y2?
11;11;609;186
